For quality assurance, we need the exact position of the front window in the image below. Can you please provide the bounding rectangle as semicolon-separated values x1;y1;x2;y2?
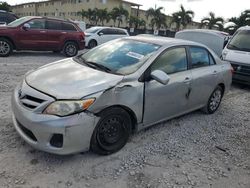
8;16;31;27
227;30;250;52
74;39;160;75
151;47;188;74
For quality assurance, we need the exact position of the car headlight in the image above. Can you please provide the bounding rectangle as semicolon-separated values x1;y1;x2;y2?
221;50;228;60
43;99;95;116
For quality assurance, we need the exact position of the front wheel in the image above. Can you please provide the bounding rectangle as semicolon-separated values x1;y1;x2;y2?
91;107;132;155
63;41;78;57
202;86;223;114
0;38;13;57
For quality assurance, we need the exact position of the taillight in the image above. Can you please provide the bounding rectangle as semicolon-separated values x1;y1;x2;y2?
80;32;85;40
230;66;234;74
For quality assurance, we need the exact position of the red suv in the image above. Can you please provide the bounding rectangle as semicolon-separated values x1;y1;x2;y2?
0;16;85;57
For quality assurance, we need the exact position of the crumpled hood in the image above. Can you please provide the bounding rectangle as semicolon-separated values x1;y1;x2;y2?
225;50;250;64
25;58;124;99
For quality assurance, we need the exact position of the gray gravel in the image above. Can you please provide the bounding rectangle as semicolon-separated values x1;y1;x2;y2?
0;51;250;188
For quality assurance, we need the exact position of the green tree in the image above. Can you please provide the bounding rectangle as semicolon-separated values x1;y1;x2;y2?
201;12;224;30
0;1;11;12
146;7;167;30
225;10;250;32
171;5;194;29
77;9;88;21
110;6;129;27
96;8;110;26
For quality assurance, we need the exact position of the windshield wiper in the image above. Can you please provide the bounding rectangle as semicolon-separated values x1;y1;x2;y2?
74;56;112;73
228;44;240;50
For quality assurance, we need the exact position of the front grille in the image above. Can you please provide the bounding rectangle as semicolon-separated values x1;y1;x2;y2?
17;120;37;142
19;94;46;110
231;63;250;76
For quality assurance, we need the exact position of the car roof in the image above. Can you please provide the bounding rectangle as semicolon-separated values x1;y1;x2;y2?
177;29;229;37
126;35;206;47
238;26;250;31
23;16;72;23
88;26;126;31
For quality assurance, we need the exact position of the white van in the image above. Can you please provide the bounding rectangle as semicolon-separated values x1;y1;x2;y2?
175;29;229;57
222;26;250;85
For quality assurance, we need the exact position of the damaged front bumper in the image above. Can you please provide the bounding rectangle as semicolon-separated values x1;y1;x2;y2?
11;85;99;155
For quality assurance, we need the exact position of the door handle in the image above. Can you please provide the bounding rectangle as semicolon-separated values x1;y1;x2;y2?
183;77;191;83
39;31;46;33
61;32;67;34
212;70;217;75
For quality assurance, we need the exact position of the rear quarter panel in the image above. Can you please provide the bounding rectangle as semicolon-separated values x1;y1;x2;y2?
217;60;232;93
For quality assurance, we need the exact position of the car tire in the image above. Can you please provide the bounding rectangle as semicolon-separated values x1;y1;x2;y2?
90;107;132;155
202;86;223;114
63;41;78;57
88;40;97;49
0;38;13;57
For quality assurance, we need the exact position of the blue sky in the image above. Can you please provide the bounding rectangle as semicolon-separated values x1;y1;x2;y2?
7;0;250;22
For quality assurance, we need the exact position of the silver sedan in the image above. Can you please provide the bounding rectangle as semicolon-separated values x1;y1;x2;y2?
11;36;232;155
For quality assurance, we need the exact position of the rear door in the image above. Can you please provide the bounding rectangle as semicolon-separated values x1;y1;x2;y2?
18;18;47;50
188;46;219;109
114;29;128;39
45;19;65;50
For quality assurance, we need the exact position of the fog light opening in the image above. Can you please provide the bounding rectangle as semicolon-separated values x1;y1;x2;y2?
50;134;63;148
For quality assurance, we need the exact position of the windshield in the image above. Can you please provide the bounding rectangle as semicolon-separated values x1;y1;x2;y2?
227;30;250;52
75;39;160;75
85;27;101;33
8;17;31;27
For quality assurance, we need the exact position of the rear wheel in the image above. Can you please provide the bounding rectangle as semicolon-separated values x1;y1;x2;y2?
91;107;132;155
0;38;13;57
63;41;78;57
202;86;223;114
88;40;97;49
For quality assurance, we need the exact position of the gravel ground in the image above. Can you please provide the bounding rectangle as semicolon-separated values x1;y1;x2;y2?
0;51;250;188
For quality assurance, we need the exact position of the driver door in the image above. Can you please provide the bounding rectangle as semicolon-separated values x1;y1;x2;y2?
18;18;48;50
143;47;192;126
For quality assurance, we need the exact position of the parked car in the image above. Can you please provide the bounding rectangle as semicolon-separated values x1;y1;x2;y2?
222;26;250;85
11;36;232;155
175;29;229;57
0;16;85;57
84;26;129;48
0;10;18;25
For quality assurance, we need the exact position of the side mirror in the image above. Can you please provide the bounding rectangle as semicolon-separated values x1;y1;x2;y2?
150;70;170;85
22;23;30;30
98;32;104;36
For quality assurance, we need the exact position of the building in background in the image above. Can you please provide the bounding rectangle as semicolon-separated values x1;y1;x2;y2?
11;0;200;31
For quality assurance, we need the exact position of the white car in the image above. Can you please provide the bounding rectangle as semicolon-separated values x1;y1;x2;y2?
222;26;250;85
84;26;129;48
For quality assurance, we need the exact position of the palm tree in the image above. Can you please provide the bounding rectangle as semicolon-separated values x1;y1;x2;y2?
110;6;129;27
171;5;194;30
171;13;181;31
225;10;250;32
201;12;224;30
146;7;167;30
77;9;88;21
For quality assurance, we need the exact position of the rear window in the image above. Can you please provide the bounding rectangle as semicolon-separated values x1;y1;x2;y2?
116;29;127;35
62;22;77;31
46;20;61;30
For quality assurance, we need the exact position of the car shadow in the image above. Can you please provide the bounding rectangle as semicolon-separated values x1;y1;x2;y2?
12;51;65;58
232;82;250;91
